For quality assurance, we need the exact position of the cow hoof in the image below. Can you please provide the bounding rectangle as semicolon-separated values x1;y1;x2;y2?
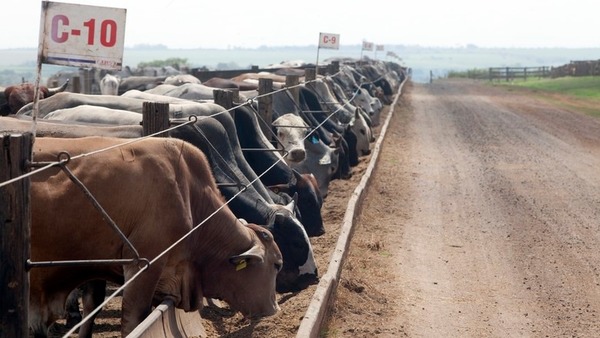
65;312;82;329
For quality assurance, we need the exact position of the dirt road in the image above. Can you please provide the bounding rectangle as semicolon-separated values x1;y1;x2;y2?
326;79;600;337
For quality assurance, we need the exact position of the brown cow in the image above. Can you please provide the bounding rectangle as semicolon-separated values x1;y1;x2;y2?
29;136;282;337
1;80;68;115
230;71;293;84
202;76;259;91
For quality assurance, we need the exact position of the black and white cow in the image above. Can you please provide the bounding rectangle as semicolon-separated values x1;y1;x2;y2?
231;105;325;236
169;116;319;292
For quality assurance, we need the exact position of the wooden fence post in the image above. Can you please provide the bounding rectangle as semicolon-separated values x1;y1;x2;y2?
305;68;316;82
1;133;32;338
213;89;239;120
142;102;170;137
82;69;92;94
216;88;239;107
72;76;81;93
258;78;274;140
286;75;300;106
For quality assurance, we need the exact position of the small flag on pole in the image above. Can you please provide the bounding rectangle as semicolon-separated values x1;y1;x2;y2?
319;32;340;49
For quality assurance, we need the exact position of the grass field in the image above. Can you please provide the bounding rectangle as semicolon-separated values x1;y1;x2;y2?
496;76;600;117
509;76;600;100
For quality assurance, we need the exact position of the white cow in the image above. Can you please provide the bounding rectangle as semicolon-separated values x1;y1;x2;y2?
99;74;120;95
354;87;383;127
163;74;202;85
272;113;309;163
43;105;142;125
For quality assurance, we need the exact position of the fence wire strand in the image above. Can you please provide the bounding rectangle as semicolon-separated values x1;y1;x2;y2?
0;62;400;337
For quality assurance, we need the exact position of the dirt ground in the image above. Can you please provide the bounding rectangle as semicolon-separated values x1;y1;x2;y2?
325;79;600;337
50;78;600;337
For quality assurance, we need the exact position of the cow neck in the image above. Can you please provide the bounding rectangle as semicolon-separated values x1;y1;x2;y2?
233;118;292;186
175;134;256;262
190;187;253;261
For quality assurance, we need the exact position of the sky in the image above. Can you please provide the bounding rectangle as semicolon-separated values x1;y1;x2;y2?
1;0;599;50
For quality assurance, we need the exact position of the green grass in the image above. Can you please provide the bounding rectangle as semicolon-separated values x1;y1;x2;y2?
494;76;600;117
508;76;600;100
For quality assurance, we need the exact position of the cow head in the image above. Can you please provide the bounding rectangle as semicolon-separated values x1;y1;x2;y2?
262;201;319;292
272;113;308;163
331;130;352;180
349;108;372;157
292;134;340;199
201;222;282;318
353;87;376;117
99;74;120;95
293;171;325;236
267;170;325;237
3;80;68;115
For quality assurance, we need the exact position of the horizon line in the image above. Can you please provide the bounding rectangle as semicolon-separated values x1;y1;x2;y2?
2;44;600;51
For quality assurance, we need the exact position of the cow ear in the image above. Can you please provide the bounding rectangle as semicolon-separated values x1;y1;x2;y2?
331;130;340;140
40;87;50;97
256;198;268;209
229;244;265;271
319;153;331;165
284;197;296;213
291;169;301;185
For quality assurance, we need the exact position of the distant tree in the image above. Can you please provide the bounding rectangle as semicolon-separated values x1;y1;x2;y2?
447;68;487;79
137;58;189;70
131;44;168;50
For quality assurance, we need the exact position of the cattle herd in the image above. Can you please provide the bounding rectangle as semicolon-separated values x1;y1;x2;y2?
0;58;406;337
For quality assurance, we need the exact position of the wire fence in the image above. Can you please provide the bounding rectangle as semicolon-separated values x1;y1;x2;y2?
459;60;600;82
487;66;551;81
0;61;402;337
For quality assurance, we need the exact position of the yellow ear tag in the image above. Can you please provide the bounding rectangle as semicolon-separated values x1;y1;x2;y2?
236;259;247;271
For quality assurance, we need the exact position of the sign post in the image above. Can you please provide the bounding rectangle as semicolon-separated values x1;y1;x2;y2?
361;40;374;61
375;44;385;59
39;1;127;69
32;1;126;135
317;32;340;75
14;3;128;334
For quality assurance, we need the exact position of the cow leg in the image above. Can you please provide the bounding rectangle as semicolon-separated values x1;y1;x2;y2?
64;288;82;328
120;266;162;336
77;280;107;338
30;290;68;337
